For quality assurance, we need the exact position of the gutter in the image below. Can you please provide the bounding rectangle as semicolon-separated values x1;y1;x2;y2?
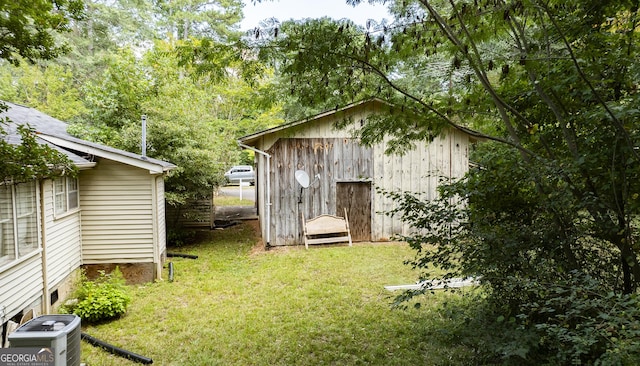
38;134;175;174
238;142;272;248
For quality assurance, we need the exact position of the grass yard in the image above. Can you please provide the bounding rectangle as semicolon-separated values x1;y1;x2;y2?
78;222;472;365
214;186;255;207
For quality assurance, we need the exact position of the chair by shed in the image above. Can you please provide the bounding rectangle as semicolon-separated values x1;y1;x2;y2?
301;208;353;249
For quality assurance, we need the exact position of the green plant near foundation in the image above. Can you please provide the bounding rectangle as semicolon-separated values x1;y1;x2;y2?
60;268;131;324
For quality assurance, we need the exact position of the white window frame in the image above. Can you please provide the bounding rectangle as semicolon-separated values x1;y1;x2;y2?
0;181;40;271
0;184;14;267
54;176;79;218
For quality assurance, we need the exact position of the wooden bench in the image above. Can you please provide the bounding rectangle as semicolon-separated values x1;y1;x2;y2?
301;208;352;249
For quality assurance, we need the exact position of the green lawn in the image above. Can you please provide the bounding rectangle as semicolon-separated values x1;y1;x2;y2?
214;186;254;207
79;222;472;365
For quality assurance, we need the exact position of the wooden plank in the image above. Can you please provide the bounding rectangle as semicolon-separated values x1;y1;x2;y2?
325;138;336;215
306;236;351;245
384;277;480;291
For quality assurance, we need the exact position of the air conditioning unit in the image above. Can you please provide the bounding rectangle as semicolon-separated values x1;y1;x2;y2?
8;314;81;366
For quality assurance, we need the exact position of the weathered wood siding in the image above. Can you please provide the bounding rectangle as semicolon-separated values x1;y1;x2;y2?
41;179;82;289
166;198;214;229
0;255;43;323
268;137;373;246
80;159;156;263
336;182;372;241
372;128;470;240
254;155;268;244
249;100;472;246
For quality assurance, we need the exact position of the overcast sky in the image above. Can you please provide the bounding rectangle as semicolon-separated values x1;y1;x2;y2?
240;0;391;30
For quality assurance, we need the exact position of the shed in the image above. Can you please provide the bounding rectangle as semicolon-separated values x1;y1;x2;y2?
239;99;479;247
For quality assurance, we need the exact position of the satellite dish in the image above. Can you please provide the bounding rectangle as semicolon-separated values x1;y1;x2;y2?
295;170;310;188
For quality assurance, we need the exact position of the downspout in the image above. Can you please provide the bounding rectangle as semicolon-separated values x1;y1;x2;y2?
39;180;50;315
238;142;272;248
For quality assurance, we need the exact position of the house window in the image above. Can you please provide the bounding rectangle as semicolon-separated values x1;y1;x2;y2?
0;181;39;267
0;185;15;266
54;177;79;216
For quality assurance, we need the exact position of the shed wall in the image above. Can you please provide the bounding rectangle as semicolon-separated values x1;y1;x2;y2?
268;137;373;246
372;129;470;240
249;100;472;247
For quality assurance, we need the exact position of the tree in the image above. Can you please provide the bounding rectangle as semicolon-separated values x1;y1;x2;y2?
239;0;640;363
0;0;84;65
154;0;243;41
3;0;278;232
0;1;81;182
70;40;278;206
55;0;157;83
0;61;87;121
0;116;76;182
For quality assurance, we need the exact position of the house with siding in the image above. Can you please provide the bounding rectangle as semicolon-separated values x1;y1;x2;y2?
0;101;175;338
239;99;481;248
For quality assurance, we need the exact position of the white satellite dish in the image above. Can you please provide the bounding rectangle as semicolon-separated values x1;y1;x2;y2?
295;170;310;188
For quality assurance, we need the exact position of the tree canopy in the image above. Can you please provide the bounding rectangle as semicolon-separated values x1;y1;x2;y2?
0;0;84;65
1;0;280;207
238;0;640;363
0;0;82;181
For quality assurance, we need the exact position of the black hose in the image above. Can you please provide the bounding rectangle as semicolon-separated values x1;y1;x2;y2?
166;252;198;259
81;332;153;364
168;262;174;283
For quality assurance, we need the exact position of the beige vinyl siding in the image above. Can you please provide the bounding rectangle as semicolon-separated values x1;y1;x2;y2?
80;159;155;263
41;179;82;289
0;254;43;322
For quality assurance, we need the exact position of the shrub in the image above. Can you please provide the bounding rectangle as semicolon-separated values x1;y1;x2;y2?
60;268;131;324
383;159;640;364
426;273;640;365
524;273;640;365
167;227;197;247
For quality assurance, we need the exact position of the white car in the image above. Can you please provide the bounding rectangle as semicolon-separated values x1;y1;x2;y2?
224;165;255;185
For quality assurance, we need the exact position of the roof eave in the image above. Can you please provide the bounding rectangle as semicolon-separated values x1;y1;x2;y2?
238;98;485;146
38;134;176;174
239;98;388;146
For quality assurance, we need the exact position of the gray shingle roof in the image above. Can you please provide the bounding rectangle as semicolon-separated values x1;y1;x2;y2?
1;101;175;172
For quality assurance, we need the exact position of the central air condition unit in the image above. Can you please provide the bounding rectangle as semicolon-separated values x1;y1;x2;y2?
8;314;81;366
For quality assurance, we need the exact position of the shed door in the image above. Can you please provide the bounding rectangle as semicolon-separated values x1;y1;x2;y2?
336;182;371;242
